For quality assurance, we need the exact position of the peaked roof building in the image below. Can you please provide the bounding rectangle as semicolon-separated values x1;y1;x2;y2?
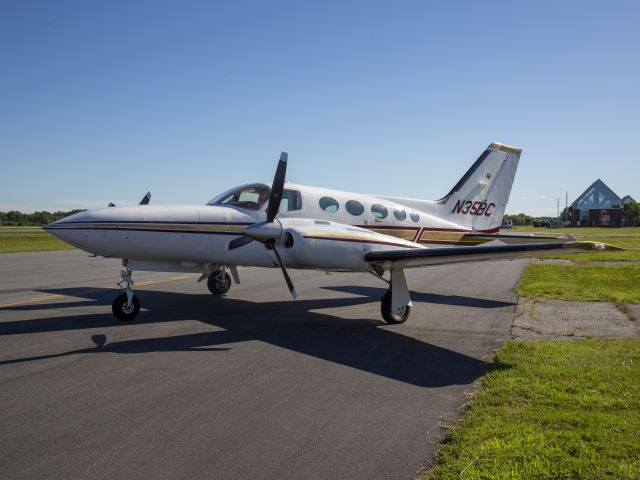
570;179;622;220
568;179;637;226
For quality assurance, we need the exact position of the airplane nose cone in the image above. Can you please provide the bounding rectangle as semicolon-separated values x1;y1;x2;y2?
44;210;92;249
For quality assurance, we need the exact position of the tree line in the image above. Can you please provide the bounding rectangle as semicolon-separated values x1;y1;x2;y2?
0;210;85;226
503;213;536;225
623;201;640;221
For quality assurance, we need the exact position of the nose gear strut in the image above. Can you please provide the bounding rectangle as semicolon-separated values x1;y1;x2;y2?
112;259;141;321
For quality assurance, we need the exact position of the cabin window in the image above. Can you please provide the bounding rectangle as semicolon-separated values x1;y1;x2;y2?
281;189;302;211
410;212;420;222
371;204;388;219
393;209;406;221
346;200;364;216
319;196;339;213
212;184;270;211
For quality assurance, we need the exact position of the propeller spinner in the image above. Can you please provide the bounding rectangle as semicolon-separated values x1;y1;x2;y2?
227;152;297;299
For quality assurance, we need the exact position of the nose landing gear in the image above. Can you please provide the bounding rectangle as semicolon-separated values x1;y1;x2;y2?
112;260;140;321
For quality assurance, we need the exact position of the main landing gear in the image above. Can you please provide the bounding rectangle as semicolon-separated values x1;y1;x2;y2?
207;269;231;295
376;267;412;325
202;265;239;295
380;291;411;324
112;260;140;321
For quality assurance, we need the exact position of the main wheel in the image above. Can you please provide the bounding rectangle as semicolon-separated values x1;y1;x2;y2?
380;291;411;325
207;272;231;295
112;292;140;321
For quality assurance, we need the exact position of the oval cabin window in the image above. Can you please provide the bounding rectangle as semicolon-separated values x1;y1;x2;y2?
371;204;388;219
319;196;339;213
410;212;420;222
346;200;364;216
393;209;407;221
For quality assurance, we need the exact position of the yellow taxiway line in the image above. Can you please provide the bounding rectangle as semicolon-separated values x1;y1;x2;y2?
0;275;194;309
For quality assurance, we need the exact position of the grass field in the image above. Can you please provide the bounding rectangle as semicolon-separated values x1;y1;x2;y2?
423;340;640;480
510;226;640;235
0;227;74;253
503;226;640;260
542;235;640;262
517;264;640;304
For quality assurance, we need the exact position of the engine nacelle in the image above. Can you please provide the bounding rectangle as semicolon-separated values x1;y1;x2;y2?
276;218;419;272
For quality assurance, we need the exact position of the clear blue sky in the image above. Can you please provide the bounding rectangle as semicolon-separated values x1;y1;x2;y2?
1;0;638;215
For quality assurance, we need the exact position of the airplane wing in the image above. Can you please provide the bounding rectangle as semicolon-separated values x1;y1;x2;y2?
364;240;622;269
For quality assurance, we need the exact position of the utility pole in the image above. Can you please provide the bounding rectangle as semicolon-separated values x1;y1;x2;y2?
565;191;568;225
557;197;560;220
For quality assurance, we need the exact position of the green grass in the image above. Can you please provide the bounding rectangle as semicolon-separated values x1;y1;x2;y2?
0;226;48;233
517;264;640;303
579;237;640;248
423;340;640;480
0;227;74;253
510;226;640;235
541;236;640;262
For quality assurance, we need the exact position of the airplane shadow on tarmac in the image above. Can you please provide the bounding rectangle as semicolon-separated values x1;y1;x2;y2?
0;285;515;388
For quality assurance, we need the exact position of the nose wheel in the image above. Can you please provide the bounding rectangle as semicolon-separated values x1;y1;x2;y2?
112;292;140;321
112;261;141;321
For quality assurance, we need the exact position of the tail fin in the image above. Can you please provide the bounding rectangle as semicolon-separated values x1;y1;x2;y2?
436;142;521;232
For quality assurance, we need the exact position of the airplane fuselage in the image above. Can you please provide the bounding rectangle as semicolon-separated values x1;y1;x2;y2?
45;181;491;274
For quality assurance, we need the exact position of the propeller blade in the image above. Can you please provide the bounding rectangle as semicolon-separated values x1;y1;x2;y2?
228;236;254;250
139;192;151;205
227;152;287;251
271;245;297;300
265;152;288;223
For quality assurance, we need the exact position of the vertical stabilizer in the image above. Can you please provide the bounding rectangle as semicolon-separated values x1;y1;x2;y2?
435;142;521;232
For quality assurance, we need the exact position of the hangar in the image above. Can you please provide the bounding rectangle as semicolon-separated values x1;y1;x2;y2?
567;179;636;227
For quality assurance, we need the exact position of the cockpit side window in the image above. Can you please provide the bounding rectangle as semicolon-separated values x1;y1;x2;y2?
280;189;302;211
211;184;270;211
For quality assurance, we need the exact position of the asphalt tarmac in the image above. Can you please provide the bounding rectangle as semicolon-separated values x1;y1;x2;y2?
0;250;526;480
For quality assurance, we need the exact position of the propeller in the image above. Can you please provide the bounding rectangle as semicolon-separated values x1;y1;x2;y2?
268;238;297;300
227;152;297;299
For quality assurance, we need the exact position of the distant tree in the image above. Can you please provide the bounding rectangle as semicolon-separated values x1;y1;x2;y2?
623;202;640;225
504;213;534;226
0;209;85;226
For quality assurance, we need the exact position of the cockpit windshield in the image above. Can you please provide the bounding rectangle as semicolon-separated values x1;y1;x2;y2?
207;184;270;211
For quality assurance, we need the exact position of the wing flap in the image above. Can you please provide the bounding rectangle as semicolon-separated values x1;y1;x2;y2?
461;232;567;245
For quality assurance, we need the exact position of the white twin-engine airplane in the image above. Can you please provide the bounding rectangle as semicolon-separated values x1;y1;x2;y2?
45;142;618;324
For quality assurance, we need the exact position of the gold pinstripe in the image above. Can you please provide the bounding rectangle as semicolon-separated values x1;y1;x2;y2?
369;228;417;240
